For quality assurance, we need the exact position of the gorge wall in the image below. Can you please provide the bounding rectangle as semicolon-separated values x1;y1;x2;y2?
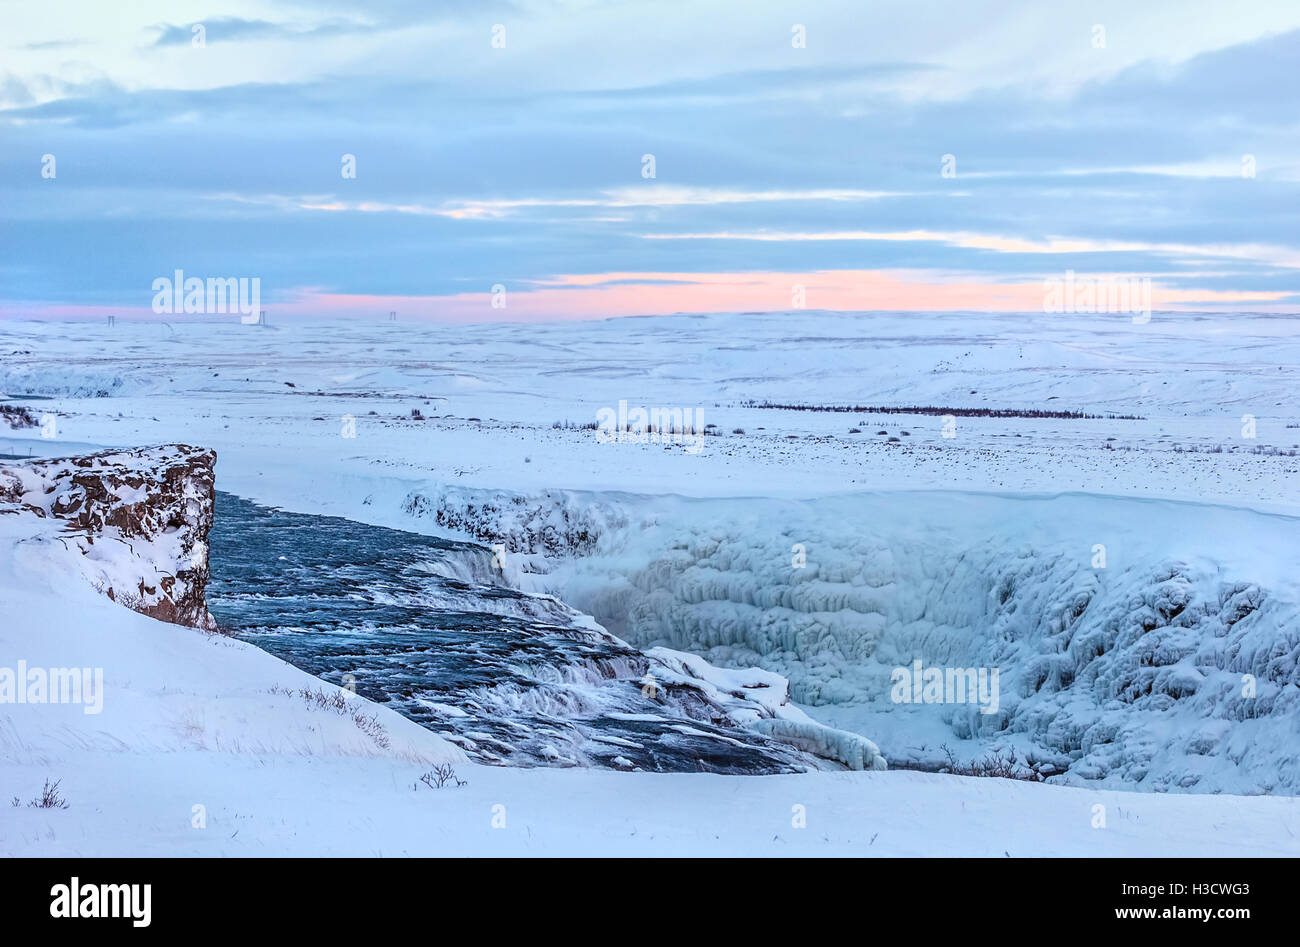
0;445;218;630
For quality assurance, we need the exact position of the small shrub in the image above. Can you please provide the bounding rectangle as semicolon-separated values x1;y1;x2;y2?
27;778;70;809
273;685;391;750
351;709;391;750
939;745;1042;782
419;763;466;789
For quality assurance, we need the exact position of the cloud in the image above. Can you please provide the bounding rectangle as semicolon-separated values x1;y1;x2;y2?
149;16;380;47
639;230;1300;271
15;40;85;51
199;186;921;221
1;7;1298;316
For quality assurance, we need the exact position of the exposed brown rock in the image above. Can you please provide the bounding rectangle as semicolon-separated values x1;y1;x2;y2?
0;445;218;630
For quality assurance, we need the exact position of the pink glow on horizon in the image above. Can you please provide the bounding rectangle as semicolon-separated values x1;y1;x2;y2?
2;270;1293;321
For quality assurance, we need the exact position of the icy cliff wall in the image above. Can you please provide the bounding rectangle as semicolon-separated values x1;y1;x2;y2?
562;494;1300;794
410;486;1300;794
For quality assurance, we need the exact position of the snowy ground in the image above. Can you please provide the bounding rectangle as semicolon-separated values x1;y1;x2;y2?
3;310;1297;511
3;310;1299;854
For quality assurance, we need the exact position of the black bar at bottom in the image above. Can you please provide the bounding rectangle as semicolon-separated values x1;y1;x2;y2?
0;856;1283;934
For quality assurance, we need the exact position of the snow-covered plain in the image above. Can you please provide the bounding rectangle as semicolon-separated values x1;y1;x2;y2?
2;310;1299;855
3;310;1298;506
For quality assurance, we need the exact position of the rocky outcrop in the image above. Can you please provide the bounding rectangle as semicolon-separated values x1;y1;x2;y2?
0;445;218;630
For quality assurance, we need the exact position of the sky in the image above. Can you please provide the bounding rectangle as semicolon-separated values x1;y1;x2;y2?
1;0;1298;321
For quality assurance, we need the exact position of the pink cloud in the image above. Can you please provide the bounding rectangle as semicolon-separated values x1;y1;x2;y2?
275;270;1293;320
2;270;1293;322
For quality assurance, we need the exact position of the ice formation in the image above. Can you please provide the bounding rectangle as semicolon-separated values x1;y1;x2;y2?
413;486;1300;794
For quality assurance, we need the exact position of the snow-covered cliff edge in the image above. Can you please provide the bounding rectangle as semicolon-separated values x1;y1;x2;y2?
0;445;218;630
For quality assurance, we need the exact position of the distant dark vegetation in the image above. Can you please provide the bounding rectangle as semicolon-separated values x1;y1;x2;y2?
0;404;38;428
740;400;1145;420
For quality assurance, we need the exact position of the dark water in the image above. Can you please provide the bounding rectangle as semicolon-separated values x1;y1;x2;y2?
207;492;814;773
